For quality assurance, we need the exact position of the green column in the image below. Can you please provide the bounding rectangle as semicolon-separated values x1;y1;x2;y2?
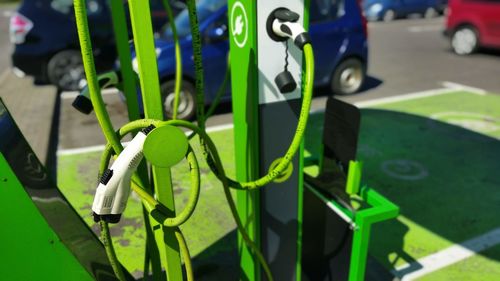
227;0;260;279
127;0;183;279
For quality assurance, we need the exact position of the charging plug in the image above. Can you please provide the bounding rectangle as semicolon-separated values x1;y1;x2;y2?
267;8;311;50
92;125;155;223
72;71;121;114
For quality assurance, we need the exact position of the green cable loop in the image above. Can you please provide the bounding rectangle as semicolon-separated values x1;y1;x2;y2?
113;119;274;280
112;43;314;278
152;147;200;227
77;0;314;276
244;43;315;188
99;139;200;228
161;0;183;120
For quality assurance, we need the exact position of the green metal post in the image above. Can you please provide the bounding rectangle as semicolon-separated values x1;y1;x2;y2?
229;1;310;279
107;2;164;279
227;0;260;279
107;0;139;121
127;0;183;280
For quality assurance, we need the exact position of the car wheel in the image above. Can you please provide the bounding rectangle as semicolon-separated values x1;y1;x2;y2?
47;50;85;91
161;80;196;120
451;26;478;55
383;9;396;22
331;58;366;96
424;7;438;18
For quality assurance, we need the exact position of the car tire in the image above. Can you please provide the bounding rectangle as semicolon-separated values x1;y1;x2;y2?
47;50;85;91
451;26;479;55
424;7;438;18
161;79;196;120
383;9;396;22
331;58;366;96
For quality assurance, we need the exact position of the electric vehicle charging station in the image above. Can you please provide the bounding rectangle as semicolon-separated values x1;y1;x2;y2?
228;0;311;279
0;0;400;280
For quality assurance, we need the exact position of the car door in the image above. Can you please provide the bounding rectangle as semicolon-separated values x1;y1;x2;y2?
200;10;231;101
479;0;500;46
308;0;350;85
399;0;425;15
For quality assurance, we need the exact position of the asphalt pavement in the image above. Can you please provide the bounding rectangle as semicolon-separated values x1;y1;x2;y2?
0;4;58;167
330;17;500;106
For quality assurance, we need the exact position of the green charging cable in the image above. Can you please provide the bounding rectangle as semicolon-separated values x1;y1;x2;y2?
102;118;274;281
81;45;313;281
199;44;315;191
75;0;315;279
186;0;206;129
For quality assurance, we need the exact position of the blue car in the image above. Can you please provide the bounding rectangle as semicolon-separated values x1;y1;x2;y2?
363;0;447;22
137;0;368;120
10;0;183;91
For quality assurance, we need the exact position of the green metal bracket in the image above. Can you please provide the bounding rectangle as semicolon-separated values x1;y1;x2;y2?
0;154;96;281
304;159;399;281
349;186;399;281
346;161;399;281
346;161;362;195
127;0;183;279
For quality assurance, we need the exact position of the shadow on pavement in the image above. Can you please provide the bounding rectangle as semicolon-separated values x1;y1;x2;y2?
361;75;384;93
305;108;500;278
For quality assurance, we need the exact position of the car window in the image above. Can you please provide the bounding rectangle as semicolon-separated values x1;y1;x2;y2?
205;13;229;40
310;0;345;23
50;0;103;15
164;0;226;39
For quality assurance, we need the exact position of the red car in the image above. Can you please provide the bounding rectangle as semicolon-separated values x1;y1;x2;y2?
445;0;500;55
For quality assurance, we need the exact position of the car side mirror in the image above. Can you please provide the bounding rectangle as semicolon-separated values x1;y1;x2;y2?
205;25;228;43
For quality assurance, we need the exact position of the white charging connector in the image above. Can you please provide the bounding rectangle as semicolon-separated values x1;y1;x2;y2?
72;71;121;115
269;8;311;50
92;125;155;223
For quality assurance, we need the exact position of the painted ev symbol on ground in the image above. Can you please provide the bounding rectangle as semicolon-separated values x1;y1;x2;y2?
381;159;429;181
230;1;248;48
431;111;500;135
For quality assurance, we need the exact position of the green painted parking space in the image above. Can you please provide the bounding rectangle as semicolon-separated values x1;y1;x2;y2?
58;90;500;280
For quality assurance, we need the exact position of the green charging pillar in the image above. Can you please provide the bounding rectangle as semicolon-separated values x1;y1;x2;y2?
228;1;310;279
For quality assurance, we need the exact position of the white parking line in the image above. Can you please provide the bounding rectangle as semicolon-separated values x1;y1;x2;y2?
57;143;125;156
3;10;13;18
57;123;235;156
408;25;442;33
57;83;487;156
392;227;500;280
60;88;119;99
354;88;456;108
442;81;487;95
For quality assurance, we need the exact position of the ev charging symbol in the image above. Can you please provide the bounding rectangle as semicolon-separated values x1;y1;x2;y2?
230;1;248;48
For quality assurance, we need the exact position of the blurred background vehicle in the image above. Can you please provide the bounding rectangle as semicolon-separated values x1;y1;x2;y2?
9;0;184;91
363;0;447;22
444;0;500;55
135;0;369;120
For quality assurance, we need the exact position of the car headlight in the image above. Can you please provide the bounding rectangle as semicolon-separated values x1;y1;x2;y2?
370;3;383;13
